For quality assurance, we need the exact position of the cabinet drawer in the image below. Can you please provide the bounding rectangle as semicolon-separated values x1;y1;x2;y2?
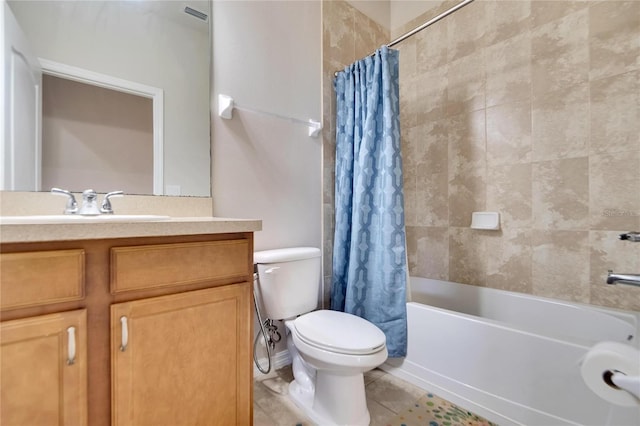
111;239;250;293
0;250;85;311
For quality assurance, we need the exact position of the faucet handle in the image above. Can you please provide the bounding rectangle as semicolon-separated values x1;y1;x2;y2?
51;188;78;214
101;191;124;214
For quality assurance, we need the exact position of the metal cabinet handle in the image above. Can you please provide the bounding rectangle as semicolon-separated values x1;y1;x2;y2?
67;326;76;365
120;316;128;352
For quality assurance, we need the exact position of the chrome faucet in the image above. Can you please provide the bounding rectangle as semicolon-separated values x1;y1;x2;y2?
619;232;640;242
606;232;640;287
51;188;124;215
78;189;100;215
607;270;640;287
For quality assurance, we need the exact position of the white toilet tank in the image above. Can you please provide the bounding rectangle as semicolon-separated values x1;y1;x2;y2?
254;247;321;320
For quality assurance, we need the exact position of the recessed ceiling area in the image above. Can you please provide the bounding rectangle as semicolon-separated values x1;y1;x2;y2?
345;0;441;36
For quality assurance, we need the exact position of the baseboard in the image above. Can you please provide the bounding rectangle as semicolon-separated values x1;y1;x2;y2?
253;349;291;378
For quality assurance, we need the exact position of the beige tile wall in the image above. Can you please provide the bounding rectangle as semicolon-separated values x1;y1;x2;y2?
323;0;640;311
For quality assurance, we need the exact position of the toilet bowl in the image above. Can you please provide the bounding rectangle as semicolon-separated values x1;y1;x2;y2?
254;247;389;426
286;310;388;426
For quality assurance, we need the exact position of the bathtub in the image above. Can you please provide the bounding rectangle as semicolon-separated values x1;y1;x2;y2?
381;277;640;426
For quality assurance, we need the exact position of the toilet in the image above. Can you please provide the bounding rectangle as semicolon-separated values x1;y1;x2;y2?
254;247;388;426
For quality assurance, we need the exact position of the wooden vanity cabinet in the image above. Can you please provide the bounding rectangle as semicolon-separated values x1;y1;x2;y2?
1;232;254;426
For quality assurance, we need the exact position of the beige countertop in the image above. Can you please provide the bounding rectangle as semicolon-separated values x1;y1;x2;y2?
0;216;262;243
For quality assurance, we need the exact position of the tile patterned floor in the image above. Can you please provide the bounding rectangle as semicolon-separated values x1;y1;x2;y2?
253;366;496;426
384;393;497;426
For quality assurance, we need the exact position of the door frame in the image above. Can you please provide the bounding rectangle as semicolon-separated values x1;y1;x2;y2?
2;0;42;191
39;59;165;195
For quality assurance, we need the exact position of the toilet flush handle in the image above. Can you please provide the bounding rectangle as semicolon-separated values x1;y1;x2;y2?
265;266;280;274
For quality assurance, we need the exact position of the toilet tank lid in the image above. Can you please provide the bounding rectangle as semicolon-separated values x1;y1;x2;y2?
254;247;321;264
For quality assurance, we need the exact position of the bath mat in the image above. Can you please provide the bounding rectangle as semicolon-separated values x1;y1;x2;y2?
385;393;497;426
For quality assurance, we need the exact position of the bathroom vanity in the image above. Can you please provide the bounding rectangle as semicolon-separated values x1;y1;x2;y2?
0;217;261;426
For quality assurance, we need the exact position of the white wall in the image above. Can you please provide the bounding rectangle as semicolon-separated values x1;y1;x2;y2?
212;1;322;253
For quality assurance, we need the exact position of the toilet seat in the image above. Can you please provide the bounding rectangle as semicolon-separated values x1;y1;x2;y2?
293;310;386;355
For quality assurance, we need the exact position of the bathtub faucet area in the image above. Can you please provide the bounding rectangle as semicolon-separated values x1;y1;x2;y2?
607;231;640;286
607;270;640;287
619;231;640;242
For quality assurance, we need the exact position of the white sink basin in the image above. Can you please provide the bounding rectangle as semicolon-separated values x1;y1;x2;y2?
0;214;171;224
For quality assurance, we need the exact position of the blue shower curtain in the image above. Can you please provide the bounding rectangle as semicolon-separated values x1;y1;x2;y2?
331;46;407;358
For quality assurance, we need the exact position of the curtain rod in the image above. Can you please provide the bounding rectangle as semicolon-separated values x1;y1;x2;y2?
387;0;474;48
334;0;475;77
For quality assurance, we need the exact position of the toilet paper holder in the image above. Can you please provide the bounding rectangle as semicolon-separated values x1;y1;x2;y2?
581;341;640;406
605;370;640;400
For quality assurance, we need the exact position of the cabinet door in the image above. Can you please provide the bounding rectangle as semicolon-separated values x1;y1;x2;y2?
1;309;88;426
111;283;252;426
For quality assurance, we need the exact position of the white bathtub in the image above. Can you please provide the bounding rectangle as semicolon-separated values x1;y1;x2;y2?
381;277;640;426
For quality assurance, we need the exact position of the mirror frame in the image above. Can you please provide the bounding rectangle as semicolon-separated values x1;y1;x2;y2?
5;0;212;197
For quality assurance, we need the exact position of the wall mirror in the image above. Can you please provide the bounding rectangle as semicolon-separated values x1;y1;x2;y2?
3;0;211;197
